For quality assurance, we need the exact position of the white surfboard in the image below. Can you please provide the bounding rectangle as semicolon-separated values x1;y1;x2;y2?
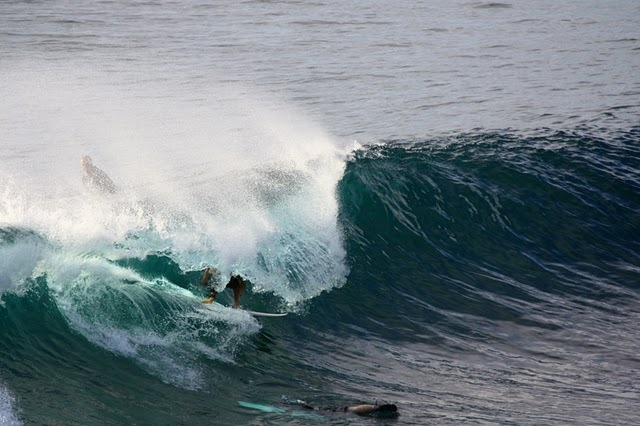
245;310;288;317
201;301;287;317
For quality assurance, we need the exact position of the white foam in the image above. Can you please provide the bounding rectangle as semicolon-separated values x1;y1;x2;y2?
0;65;350;305
0;229;46;302
1;64;349;385
0;385;21;426
42;254;260;389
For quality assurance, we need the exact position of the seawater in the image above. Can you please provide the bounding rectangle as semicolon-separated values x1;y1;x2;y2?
1;0;639;425
0;385;20;426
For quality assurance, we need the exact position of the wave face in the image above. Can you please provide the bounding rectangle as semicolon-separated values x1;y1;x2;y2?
1;128;640;424
339;128;640;320
319;128;640;424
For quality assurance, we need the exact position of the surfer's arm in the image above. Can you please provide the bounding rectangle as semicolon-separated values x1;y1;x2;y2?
346;405;377;415
346;403;397;415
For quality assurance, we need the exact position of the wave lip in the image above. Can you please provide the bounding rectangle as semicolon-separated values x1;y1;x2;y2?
0;227;47;302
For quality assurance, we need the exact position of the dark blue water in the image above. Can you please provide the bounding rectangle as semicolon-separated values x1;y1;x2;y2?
1;1;640;424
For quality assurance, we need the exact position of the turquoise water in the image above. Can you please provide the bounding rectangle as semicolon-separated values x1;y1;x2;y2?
1;1;640;425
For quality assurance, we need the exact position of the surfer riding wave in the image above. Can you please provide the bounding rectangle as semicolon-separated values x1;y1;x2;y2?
201;267;247;308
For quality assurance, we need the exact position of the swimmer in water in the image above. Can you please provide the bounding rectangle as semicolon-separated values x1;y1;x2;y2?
300;402;398;416
240;399;398;418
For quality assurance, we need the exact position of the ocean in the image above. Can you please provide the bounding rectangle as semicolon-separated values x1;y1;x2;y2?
1;0;639;424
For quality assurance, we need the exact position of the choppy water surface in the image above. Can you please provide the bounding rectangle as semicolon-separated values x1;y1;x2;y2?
2;0;639;138
1;1;639;424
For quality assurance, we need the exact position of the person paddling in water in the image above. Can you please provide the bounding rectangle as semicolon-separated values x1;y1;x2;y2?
241;399;398;417
201;267;247;308
297;401;397;416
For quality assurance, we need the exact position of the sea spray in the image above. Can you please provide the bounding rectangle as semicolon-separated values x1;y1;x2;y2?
0;67;349;305
0;227;47;302
0;384;21;426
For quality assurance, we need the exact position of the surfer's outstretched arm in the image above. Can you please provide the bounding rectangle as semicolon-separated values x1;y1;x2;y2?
346;404;377;415
346;403;398;415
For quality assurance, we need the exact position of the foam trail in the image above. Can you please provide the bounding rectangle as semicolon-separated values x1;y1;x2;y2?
39;252;261;389
0;384;21;426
